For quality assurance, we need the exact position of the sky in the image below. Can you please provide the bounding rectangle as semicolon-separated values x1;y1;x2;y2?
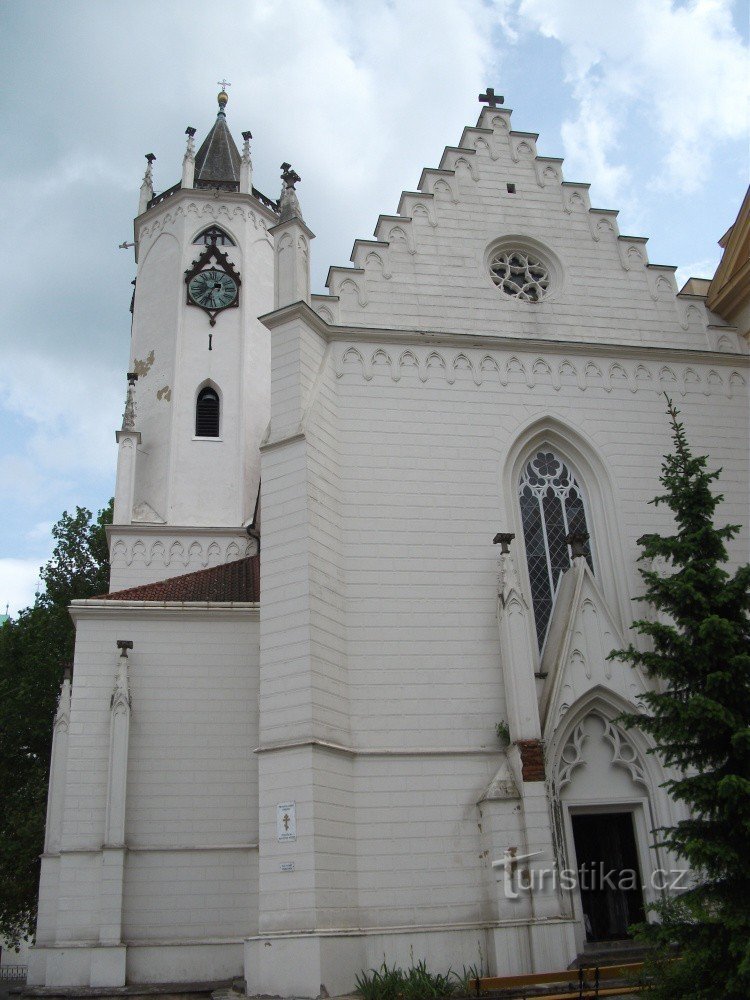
0;0;748;615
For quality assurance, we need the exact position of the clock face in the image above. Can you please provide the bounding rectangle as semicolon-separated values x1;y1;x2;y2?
188;268;238;310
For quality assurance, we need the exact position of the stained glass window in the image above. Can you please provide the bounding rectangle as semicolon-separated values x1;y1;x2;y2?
518;450;593;650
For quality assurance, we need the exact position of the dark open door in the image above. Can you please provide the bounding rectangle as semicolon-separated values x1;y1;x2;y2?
571;811;646;942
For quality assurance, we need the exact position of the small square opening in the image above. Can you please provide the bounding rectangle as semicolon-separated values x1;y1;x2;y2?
507;183;516;194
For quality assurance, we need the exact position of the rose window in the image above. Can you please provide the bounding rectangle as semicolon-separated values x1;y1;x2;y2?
490;249;550;302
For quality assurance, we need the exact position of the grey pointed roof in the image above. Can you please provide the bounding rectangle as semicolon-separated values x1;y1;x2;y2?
194;100;241;189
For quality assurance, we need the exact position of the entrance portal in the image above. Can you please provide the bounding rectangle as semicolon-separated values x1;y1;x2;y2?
571;811;645;942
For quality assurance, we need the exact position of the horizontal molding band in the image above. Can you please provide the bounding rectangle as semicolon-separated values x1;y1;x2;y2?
42;844;258;858
255;737;501;758
260;301;749;366
247;915;576;941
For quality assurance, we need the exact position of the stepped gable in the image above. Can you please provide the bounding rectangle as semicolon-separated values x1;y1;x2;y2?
102;555;260;602
312;103;744;352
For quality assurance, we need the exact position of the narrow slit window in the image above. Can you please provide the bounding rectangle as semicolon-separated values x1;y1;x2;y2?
518;450;593;649
193;226;235;246
195;387;220;437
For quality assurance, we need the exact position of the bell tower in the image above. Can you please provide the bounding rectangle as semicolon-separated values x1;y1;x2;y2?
109;89;280;591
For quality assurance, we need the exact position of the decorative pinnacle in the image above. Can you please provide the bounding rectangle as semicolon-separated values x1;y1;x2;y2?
121;373;138;431
566;531;590;559
142;153;155;186
280;162;301;189
479;88;504;108
493;532;515;554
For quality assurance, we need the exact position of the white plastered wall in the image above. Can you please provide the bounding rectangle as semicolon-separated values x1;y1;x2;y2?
29;603;260;987
126;191;274;531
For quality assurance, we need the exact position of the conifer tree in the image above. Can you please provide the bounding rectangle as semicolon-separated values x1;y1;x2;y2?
610;398;750;999
0;501;112;946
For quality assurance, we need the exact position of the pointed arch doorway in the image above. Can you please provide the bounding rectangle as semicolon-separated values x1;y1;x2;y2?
570;805;646;942
553;709;662;949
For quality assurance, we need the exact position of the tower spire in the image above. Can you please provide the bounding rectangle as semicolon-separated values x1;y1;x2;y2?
193;87;241;190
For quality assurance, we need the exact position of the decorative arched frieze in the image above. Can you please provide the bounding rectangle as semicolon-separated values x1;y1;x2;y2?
333;345;739;399
109;534;255;572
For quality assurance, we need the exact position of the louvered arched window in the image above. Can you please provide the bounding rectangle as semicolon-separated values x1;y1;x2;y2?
518;450;593;649
193;226;235;246
195;386;220;437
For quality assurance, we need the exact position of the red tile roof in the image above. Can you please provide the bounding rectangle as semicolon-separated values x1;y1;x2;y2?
103;555;260;603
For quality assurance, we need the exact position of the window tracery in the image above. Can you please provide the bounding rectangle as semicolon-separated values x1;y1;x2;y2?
490;249;550;301
518;450;593;648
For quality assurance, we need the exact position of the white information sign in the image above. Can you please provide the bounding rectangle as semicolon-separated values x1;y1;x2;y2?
276;801;297;842
280;862;295;872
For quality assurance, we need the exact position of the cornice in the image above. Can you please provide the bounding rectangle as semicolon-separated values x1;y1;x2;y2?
106;524;250;539
69;601;259;622
259;300;749;367
135;184;278;228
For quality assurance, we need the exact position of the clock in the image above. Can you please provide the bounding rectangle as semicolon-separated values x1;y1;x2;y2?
188;269;238;310
185;240;242;327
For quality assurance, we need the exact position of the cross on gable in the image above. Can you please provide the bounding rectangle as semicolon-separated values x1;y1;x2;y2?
479;88;504;108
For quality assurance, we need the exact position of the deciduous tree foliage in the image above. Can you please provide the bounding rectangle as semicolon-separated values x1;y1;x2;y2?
0;501;112;946
610;400;750;999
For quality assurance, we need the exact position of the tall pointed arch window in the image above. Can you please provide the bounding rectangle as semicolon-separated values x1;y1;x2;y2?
193;226;235;246
519;450;593;649
195;386;220;437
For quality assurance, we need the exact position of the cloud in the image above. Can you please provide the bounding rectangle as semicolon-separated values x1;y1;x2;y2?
0;559;43;617
511;0;749;202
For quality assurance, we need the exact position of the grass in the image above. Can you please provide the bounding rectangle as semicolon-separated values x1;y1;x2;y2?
355;960;484;1000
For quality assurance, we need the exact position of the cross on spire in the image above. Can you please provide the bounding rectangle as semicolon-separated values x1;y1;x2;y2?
217;79;231;91
479;87;504;108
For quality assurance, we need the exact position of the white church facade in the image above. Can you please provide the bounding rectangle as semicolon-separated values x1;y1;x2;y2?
28;89;749;996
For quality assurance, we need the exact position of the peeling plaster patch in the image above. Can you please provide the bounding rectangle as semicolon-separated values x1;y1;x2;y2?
133;350;155;378
156;385;171;402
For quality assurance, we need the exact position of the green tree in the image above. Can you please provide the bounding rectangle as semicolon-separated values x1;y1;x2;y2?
610;399;750;999
0;500;113;946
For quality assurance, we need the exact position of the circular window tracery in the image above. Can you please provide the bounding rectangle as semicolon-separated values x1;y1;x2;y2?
490;249;550;302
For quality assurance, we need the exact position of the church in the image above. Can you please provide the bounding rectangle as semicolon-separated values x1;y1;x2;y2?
28;87;749;996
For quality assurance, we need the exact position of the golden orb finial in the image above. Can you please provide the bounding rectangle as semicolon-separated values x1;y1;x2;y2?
217;79;231;113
